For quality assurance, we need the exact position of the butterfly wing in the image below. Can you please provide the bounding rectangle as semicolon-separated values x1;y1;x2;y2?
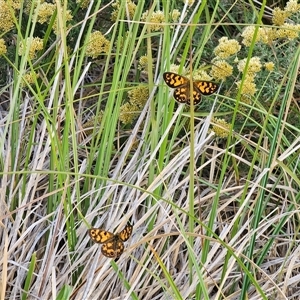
88;228;114;244
185;83;202;105
101;237;125;258
173;86;190;104
194;81;218;96
163;72;188;88
118;223;133;242
186;81;218;105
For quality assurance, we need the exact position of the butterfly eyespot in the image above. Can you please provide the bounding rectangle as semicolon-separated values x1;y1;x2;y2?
163;72;218;105
89;223;133;258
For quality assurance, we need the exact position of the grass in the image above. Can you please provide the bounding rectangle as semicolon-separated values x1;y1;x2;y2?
1;0;300;299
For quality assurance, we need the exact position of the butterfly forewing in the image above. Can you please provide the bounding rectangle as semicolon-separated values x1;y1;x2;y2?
88;229;114;244
163;72;188;88
194;81;218;95
118;224;133;242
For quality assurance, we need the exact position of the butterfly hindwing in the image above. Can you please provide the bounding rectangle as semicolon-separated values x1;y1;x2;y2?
101;237;125;258
174;87;190;103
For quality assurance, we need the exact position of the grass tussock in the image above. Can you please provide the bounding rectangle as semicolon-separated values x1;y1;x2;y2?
0;0;300;299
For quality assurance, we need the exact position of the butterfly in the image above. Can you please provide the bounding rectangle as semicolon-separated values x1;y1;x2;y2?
163;72;218;105
88;223;133;258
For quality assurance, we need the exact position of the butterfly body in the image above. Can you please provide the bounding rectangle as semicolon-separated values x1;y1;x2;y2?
163;72;218;105
89;223;133;258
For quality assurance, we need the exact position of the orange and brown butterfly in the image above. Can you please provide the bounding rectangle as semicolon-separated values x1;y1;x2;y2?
163;72;218;105
88;223;133;258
